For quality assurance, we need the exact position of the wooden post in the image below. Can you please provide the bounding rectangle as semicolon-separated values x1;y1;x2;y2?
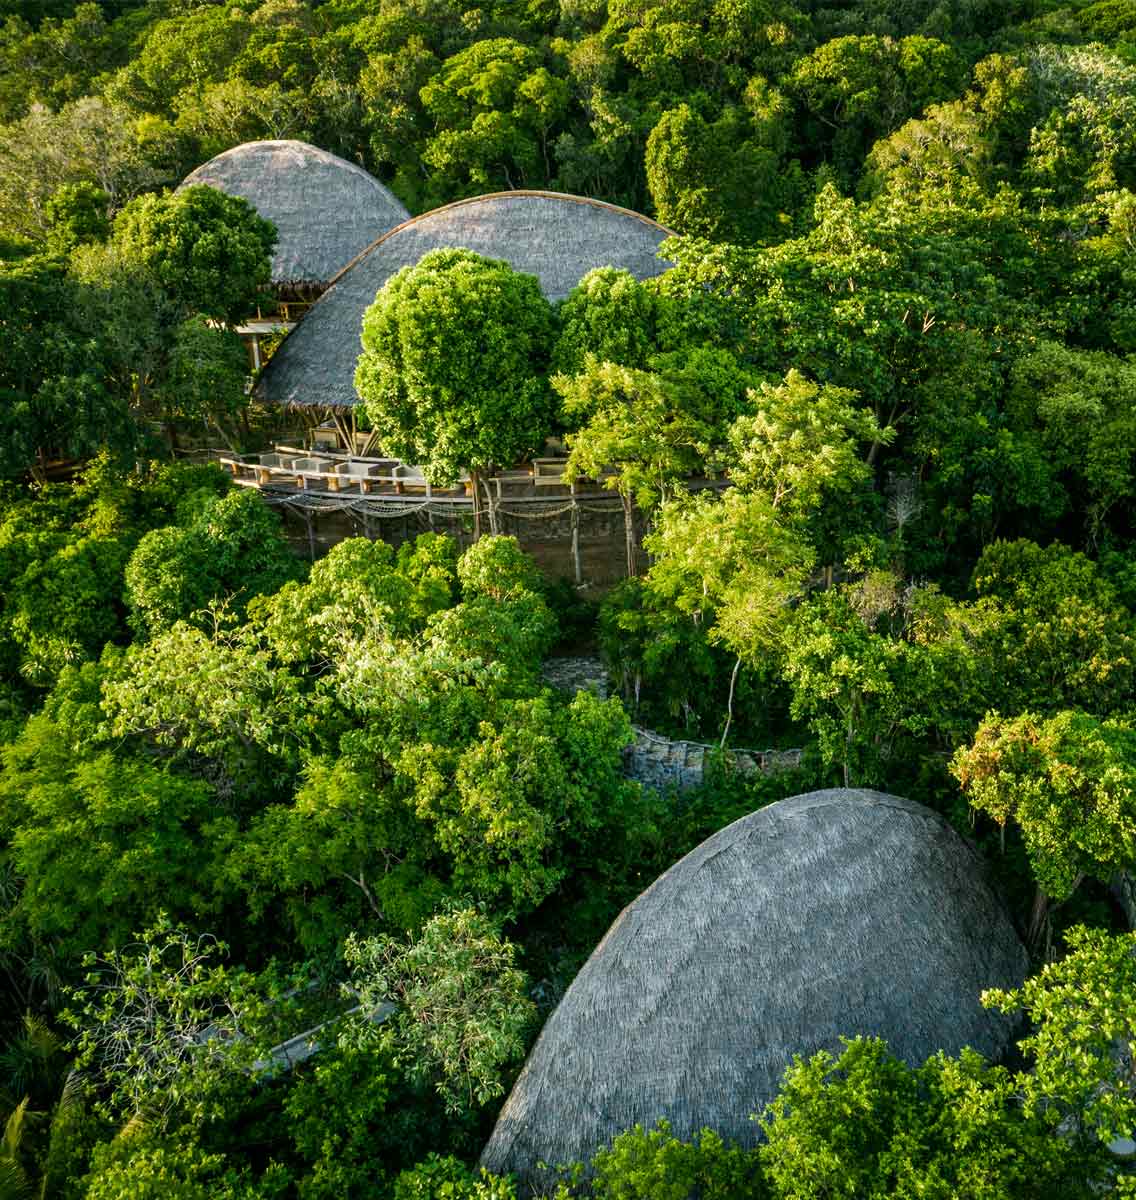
330;409;353;453
570;487;582;586
303;509;316;561
297;406;317;448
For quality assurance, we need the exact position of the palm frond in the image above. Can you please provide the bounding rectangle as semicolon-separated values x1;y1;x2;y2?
0;1154;33;1200
37;1071;86;1200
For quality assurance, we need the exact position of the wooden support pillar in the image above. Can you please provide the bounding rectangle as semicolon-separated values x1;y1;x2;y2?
303;509;316;561
329;407;353;452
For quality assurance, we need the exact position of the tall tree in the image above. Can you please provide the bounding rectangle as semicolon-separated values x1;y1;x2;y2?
951;709;1136;953
355;249;554;533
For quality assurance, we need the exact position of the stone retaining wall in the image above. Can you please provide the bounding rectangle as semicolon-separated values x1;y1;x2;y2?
541;655;802;792
625;726;803;792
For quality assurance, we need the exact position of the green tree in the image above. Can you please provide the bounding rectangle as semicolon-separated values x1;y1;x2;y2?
982;925;1136;1160
759;1037;1082;1200
645;490;813;744
425;591;558;686
355;249;555;530
969;540;1136;719
551;267;659;378
0;97;161;242
43;180;110;253
100;620;308;798
124;489;302;638
863;101;994;203
0;701;236;960
158;317;252;448
591;1121;765;1200
281;1042;403;1200
780;582;929;787
230;754;441;953
558;361;715;568
0;255;137;477
343;907;535;1115
645;101;797;244
724;370;885;522
82;1134;246;1200
1005;341;1136;543
394;1154;517;1199
787;35;965;183
419;39;568;198
250;534;446;672
456;534;544;603
951;709;1136;952
66;918;255;1125
398;690;633;911
108;184;275;325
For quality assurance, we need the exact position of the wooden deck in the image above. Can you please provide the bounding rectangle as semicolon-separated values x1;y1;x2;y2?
219;447;617;504
219;445;727;505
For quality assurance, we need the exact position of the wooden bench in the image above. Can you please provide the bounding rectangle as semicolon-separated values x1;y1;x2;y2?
331;460;399;494
290;457;341;490
393;464;432;496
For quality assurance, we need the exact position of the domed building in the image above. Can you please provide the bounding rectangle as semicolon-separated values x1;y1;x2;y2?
179;139;410;294
481;788;1028;1190
258;190;673;413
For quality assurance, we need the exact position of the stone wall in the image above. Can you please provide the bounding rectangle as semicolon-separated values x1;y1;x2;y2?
625;726;803;792
541;655;802;792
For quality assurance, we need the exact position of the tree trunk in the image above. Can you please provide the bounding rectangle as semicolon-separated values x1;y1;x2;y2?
843;701;855;788
1027;887;1051;959
470;468;483;540
482;474;499;535
622;493;637;577
210;418;241;457
570;494;582;585
720;655;743;749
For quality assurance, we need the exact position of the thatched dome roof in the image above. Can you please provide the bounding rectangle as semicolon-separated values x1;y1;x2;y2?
178;140;410;289
481;789;1028;1188
258;191;673;408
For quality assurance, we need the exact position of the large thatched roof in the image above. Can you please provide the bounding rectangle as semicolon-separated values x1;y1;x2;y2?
481;789;1028;1190
258;191;673;408
179;140;409;289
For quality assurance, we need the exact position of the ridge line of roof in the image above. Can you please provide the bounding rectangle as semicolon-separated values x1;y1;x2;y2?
316;189;675;300
181;139;391;193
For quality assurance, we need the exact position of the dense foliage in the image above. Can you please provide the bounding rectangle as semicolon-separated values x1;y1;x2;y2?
1;0;1135;1194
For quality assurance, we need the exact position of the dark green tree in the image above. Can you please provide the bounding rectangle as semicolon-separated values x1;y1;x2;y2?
355;249;555;529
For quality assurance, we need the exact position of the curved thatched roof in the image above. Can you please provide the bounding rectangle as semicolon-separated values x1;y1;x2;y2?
481;789;1028;1189
258;191;673;408
179;140;409;289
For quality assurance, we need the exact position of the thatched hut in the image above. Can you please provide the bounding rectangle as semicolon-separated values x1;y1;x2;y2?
179;140;410;292
481;789;1028;1189
258;191;673;412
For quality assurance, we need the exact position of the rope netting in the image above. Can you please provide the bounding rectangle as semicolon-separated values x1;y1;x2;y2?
263;491;624;523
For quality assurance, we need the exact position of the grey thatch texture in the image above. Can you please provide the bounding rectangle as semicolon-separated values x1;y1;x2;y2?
481;789;1028;1189
179;140;409;288
258;191;673;409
